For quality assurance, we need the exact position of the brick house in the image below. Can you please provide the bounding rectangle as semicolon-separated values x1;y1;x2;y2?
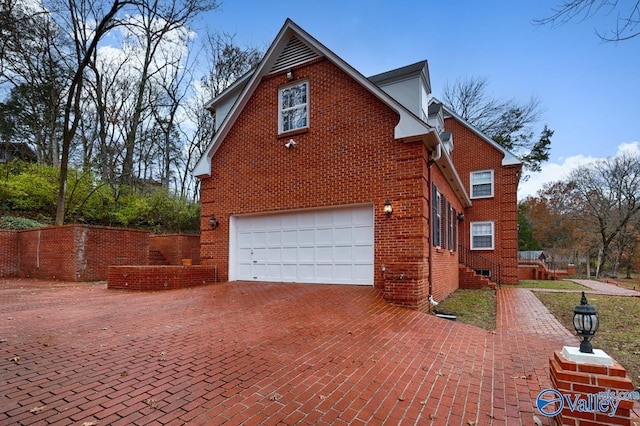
193;19;521;309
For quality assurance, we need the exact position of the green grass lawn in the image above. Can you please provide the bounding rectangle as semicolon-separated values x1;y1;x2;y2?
515;280;589;290
432;288;496;330
535;292;640;388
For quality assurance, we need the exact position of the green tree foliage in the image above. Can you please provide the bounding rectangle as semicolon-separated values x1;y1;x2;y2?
0;162;199;233
0;216;45;230
518;202;542;250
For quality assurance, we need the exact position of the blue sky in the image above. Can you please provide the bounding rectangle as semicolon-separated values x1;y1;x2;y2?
200;1;639;199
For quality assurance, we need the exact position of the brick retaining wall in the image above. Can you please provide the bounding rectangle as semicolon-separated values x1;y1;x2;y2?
149;234;200;265
107;265;217;291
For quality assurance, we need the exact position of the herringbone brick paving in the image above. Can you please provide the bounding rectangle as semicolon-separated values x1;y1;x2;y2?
0;279;630;425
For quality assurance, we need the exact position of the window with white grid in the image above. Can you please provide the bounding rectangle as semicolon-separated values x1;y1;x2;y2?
279;81;308;133
471;221;494;250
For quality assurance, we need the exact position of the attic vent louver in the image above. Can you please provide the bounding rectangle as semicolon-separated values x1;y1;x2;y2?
270;36;320;74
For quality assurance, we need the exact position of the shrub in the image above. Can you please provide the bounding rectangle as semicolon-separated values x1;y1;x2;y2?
0;215;46;230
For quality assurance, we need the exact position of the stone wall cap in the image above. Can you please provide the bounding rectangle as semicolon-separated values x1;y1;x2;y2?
561;346;614;367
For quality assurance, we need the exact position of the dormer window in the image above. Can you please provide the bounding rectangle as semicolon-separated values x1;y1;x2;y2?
279;81;308;133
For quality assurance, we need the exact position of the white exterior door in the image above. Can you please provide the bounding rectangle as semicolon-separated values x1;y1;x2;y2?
230;205;374;285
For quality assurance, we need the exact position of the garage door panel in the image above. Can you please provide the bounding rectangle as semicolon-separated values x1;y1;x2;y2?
334;264;353;280
282;264;297;280
298;264;315;279
252;231;266;246
333;209;352;226
233;205;373;285
266;247;281;262
266;215;282;229
316;246;332;262
267;231;281;245
238;248;253;262
353;245;374;262
315;228;332;244
298;212;315;227
334;245;352;260
354;226;374;243
282;230;297;245
315;213;333;227
353;264;372;282
316;264;333;281
237;232;252;247
266;264;281;279
333;227;352;244
298;247;314;262
282;247;297;262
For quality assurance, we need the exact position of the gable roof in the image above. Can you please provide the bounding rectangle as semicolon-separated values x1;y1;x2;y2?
435;99;521;167
192;19;439;178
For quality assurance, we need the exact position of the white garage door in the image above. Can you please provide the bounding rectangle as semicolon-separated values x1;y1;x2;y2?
231;205;374;285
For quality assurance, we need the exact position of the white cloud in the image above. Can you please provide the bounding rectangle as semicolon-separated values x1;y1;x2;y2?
617;141;640;156
517;141;640;199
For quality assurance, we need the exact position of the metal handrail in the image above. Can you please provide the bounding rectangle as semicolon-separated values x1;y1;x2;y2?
458;244;501;286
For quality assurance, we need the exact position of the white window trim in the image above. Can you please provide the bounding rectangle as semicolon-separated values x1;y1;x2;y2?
278;80;309;134
470;221;495;250
470;169;494;199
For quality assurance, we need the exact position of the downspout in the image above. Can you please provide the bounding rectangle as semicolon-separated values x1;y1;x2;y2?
427;143;441;313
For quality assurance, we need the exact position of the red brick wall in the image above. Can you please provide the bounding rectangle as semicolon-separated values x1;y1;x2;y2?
149;234;200;265
429;161;464;303
0;230;19;277
108;265;217;291
18;225;149;281
200;58;452;309
447;118;521;284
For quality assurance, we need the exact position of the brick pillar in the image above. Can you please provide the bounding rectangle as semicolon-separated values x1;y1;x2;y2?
549;348;636;425
567;264;577;276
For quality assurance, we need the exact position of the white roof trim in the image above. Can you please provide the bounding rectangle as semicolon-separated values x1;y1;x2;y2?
434;141;472;208
432;99;521;167
193;19;434;178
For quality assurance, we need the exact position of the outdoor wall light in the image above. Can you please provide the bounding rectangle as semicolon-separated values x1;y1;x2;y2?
286;68;294;81
384;199;393;216
209;215;220;230
457;212;465;221
573;291;599;354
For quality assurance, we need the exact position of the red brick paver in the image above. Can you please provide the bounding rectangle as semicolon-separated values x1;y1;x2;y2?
0;279;614;425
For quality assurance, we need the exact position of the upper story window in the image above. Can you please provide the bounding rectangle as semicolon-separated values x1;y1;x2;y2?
279;81;308;133
470;170;494;199
471;221;494;250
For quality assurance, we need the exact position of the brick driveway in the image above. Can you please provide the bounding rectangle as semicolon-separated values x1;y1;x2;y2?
1;279;580;425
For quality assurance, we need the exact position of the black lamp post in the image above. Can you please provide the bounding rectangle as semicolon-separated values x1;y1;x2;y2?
573;291;599;354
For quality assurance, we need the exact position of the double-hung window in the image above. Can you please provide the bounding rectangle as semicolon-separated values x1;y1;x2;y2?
279;81;308;133
471;221;494;250
447;203;454;250
432;184;441;247
470;170;494;198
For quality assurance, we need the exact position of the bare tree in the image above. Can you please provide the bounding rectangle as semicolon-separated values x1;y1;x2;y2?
566;153;640;277
442;76;552;174
38;0;218;224
119;0;218;186
535;0;640;42
0;0;68;164
178;32;261;199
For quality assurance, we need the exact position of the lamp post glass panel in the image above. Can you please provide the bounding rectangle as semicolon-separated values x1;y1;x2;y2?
573;291;599;354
